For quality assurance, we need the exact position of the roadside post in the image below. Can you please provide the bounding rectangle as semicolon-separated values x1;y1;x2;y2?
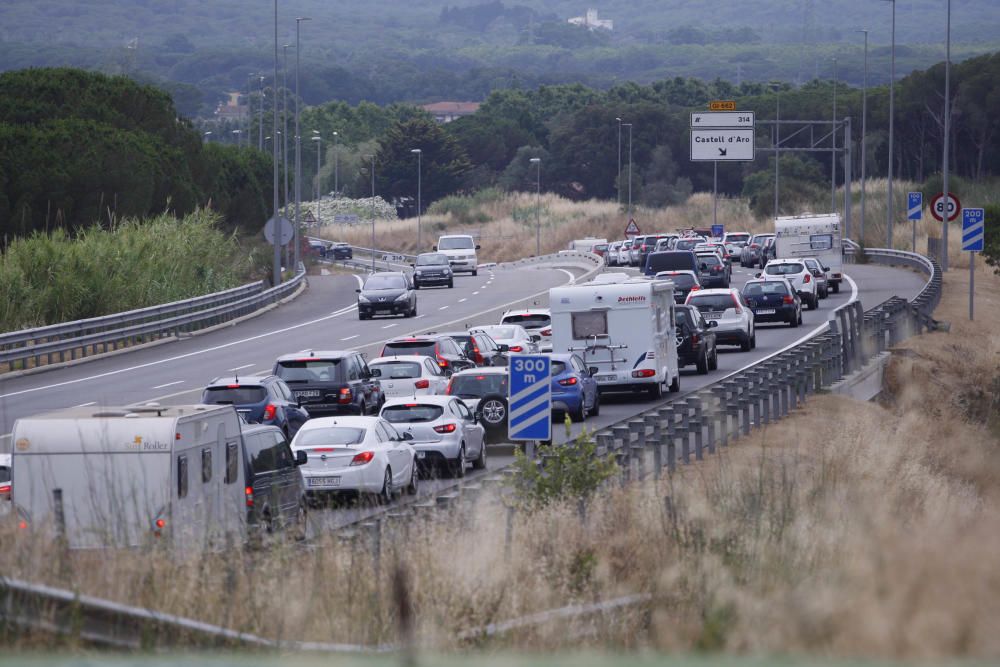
508;355;552;460
962;207;984;321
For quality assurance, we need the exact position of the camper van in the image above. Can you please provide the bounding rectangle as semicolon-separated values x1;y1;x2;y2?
11;405;262;550
549;277;680;399
773;213;844;293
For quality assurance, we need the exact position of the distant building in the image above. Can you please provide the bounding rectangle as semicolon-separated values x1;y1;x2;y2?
421;101;481;123
214;92;247;122
568;8;613;31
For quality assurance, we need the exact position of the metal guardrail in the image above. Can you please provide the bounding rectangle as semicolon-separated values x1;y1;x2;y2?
0;267;307;374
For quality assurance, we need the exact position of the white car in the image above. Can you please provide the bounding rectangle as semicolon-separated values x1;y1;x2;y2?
434;234;479;275
617;239;633;266
368;355;450;398
445;366;510;434
762;259;819;310
606;241;622;266
722;232;751;247
499;308;552;353
802;257;830;299
0;453;10;509
470;324;537;354
685;288;756;351
380;396;486;478
291;416;417;503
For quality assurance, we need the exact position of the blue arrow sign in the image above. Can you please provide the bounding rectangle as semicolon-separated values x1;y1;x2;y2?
711;224;724;238
508;355;551;442
962;208;985;252
907;192;922;221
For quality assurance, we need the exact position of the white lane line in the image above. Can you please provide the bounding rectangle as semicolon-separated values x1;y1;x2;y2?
341;335;359;341
74;402;96;408
557;268;577;285
352;274;365;289
439;306;449;310
473;292;479;295
152;381;184;389
382;323;398;329
413;315;425;320
228;364;255;372
0;303;360;401
459;298;467;303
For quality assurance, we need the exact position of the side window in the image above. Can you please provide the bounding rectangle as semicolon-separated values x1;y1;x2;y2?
201;448;212;484
424;359;440;376
224;442;239;484
454;400;473;421
273;432;293;468
346;356;360;381
383;421;401;441
275;380;294;401
356;354;371;379
177;455;188;498
249;434;276;475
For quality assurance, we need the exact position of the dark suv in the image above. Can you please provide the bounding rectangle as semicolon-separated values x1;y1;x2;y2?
674;304;718;375
241;424;308;544
273;350;383;416
202;375;310;438
439;330;507;367
381;335;476;374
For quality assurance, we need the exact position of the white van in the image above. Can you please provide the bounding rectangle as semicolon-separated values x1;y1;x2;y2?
774;213;844;293
549;278;680;398
567;238;609;253
11;404;249;550
434;235;480;275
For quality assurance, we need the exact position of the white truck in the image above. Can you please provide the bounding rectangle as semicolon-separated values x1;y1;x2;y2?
434;234;480;275
10;404;249;550
549;277;680;399
773;213;844;293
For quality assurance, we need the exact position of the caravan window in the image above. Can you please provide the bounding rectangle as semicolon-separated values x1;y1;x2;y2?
810;234;833;251
224;442;239;484
201;448;212;484
571;311;608;339
177;455;189;498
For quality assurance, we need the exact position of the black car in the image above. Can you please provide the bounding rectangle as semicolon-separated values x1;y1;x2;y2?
637;234;670;269
742;278;802;327
412;252;454;289
273;350;383;416
380;335;476;374
202;374;310;439
759;237;777;268
241;424;308;545
654;270;701;303
439;330;507;367
644;250;699;277
330;242;353;260
674;304;718;374
357;271;417;319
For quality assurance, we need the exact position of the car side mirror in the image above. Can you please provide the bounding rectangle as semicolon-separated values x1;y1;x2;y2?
497;344;509;352
355;288;362;293
588;366;599;376
401;432;414;441
294;450;307;466
755;273;762;278
822;266;830;271
475;244;481;250
707;320;719;328
699;264;707;271
432;245;437;251
370;368;381;377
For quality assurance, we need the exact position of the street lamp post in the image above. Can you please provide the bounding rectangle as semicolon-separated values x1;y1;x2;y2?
367;155;376;273
622;124;633;218
246;73;254;148
311;133;322;227
942;0;952;271
258;75;265;152
859;29;869;244
831;56;838;212
615;117;622;206
530;158;541;256
282;44;292;217
270;0;281;287
411;148;422;250
203;131;212;142
770;81;781;217
884;0;896;248
293;17;310;271
332;131;339;195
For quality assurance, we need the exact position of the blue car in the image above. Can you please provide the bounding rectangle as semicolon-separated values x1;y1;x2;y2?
548;353;600;423
201;374;310;438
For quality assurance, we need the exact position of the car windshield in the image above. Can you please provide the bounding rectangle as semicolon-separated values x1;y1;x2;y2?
296;427;366;447
501;313;550;329
765;263;805;276
383;341;436;357
202;386;267;404
416;253;449;266
675;239;701;251
381;404;445;423
438;237;474;250
688;294;738;312
449;374;508;398
365;274;407;290
744;282;790;297
275;359;344;383
663;274;696;288
371;361;422;379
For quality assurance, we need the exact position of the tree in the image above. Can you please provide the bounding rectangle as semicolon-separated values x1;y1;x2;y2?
374;118;472;208
742;155;827;218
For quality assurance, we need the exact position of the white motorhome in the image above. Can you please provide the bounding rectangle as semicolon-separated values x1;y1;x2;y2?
11;404;248;550
549;278;680;398
774;213;844;293
567;237;608;253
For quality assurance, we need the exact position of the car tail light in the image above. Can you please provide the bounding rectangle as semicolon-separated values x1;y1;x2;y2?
227;384;240;389
0;484;10;499
558;376;579;386
751;243;759;249
18;520;28;530
338;388;352;404
434;423;458;434
730;294;742;314
445;379;454;395
803;273;811;283
540;328;552;336
263;404;277;420
691;334;700;346
711;266;722;273
245;486;254;507
414;379;430;389
471;344;483;364
350;451;375;466
631;369;656;378
690;285;700;292
782;295;794;304
509;345;523;352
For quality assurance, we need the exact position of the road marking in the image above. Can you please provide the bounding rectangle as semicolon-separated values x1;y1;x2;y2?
382;323;398;329
228;364;255;371
439;306;449;310
74;402;96;408
352;274;365;289
341;335;359;341
152;381;184;389
473;292;479;295
459;298;467;303
557;268;577;285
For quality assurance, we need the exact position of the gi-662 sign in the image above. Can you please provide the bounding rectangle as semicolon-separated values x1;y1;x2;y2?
508;355;552;442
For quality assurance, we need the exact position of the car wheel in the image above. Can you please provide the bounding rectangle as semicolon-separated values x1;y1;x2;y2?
358;401;366;416
647;381;663;400
590;390;601;416
472;269;478;276
709;347;719;371
669;374;680;393
451;445;467;478
378;467;393;504
570;399;587;423
740;335;751;352
472;439;487;470
406;463;419;495
359;313;370;321
413;282;420;290
696;348;709;374
478;396;507;431
789;312;799;328
750;329;757;349
832;282;840;294
448;279;454;288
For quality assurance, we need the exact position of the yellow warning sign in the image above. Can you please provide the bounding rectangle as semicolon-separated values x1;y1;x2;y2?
709;100;737;111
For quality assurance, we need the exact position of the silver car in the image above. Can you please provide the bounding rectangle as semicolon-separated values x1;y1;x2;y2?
380;396;486;478
471;324;538;354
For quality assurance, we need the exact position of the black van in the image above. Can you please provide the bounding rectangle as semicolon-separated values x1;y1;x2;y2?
241;424;308;545
644;250;699;276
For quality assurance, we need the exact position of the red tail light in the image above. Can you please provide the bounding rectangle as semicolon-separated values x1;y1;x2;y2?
338;387;352;404
711;266;722;272
731;294;742;314
631;369;656;378
782;295;794;304
509;345;523;352
471;345;484;364
0;484;10;499
558;376;578;386
751;243;759;249
350;451;375;466
245;486;254;507
263;404;277;420
803;273;811;283
18;520;28;530
414;379;430;389
153;518;167;537
437;355;448;368
690;285;700;292
691;334;700;346
227;384;241;389
540;328;552;336
433;423;457;434
445;379;454;395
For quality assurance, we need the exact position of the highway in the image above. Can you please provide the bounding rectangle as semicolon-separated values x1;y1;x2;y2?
0;259;928;533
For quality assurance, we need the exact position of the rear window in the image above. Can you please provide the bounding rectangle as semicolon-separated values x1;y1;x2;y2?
383;341;436;357
744;282;791;297
296;427;366;447
674;239;702;251
501;314;550;329
646;253;696;274
0;466;10;484
449;374;508;398
662;274;696;288
202;386;267;405
382;404;445;423
698;255;723;267
551;361;568;376
275;359;344;383
726;234;751;243
481;326;516;339
765;263;805;276
371;361;422;379
688;294;739;312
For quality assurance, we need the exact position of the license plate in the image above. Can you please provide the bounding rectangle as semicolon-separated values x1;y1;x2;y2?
296;390;320;398
757;309;776;315
308;476;341;488
705;313;723;320
597;375;617;382
416;451;426;459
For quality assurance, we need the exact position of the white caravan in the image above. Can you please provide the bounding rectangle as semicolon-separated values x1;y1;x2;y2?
11;404;248;550
773;213;844;293
549;277;680;398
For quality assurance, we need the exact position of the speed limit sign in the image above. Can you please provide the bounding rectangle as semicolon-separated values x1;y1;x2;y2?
930;192;962;222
